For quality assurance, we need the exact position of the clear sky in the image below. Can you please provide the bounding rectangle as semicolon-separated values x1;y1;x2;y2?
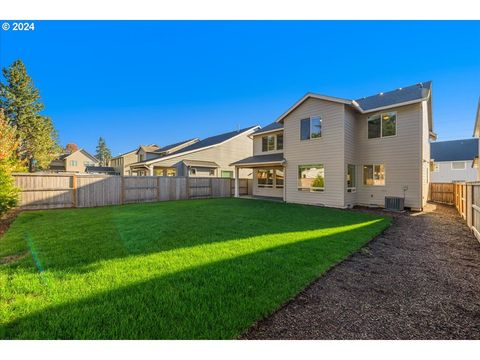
1;21;479;156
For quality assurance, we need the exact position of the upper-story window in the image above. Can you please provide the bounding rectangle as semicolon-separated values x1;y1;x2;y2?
262;134;283;152
300;116;322;140
139;154;144;161
70;160;77;166
451;161;466;170
368;112;397;139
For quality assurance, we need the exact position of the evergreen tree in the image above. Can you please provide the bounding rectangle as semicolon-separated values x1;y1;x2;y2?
0;59;60;171
95;137;112;166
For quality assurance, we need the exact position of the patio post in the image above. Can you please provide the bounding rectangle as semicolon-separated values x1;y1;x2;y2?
234;166;240;197
148;166;154;176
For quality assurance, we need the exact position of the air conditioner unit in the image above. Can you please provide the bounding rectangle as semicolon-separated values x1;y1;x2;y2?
385;196;405;211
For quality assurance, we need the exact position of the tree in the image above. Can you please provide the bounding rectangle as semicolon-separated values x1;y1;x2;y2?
0;59;60;171
95;137;112;166
0;109;23;215
65;143;78;154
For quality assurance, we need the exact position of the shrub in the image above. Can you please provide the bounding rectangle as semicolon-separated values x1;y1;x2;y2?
0;166;19;215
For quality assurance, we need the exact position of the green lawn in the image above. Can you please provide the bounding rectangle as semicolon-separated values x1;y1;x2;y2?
0;198;390;339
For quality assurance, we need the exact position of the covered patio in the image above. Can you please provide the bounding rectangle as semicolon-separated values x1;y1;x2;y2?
231;153;285;200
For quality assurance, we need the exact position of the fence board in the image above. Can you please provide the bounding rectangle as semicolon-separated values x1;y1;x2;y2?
429;183;454;204
13;174;246;210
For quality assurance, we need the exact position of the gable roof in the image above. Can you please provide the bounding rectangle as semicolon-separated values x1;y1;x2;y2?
431;138;479;162
473;98;480;137
153;138;199;154
130;125;259;166
111;148;138;160
136;144;160;154
354;81;432;112
253;122;284;136
58;149;99;163
275;81;432;123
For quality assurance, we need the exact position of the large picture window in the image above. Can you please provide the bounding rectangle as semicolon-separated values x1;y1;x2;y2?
257;169;274;187
298;164;325;192
363;164;385;186
275;169;284;188
368;112;397;139
300;116;322;140
347;164;356;192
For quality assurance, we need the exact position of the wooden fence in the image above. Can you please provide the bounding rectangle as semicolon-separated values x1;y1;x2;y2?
430;182;480;242
13;173;252;210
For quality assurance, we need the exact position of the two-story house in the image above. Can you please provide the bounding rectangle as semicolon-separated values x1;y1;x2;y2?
232;82;435;211
49;149;99;173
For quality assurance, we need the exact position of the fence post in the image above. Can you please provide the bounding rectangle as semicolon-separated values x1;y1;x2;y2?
71;174;77;208
157;176;160;201
466;184;473;228
120;176;125;204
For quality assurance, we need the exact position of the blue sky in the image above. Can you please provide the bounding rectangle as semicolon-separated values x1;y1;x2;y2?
1;21;479;156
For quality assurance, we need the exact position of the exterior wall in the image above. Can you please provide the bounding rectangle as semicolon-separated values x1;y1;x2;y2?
421;100;431;207
283;97;346;208
354;103;423;209
344;107;358;207
138;130;255;178
65;151;98;173
253;130;284;156
110;151;138;175
431;161;478;182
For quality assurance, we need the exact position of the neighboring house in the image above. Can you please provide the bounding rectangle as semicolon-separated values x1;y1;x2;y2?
232;82;435;211
85;166;119;175
49;149;99;173
109;149;139;175
129;126;259;178
431;139;479;183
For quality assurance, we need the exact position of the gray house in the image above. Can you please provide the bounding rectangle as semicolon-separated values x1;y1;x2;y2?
430;139;479;183
232;82;435;211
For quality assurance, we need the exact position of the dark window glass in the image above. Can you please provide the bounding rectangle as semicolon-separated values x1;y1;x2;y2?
368;115;381;139
382;112;396;137
277;134;283;150
262;136;268;152
300;118;310;140
311;116;322;138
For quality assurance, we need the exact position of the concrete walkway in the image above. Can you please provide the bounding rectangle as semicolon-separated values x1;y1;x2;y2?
242;203;480;339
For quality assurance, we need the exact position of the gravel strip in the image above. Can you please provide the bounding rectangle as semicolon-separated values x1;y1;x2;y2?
242;203;480;339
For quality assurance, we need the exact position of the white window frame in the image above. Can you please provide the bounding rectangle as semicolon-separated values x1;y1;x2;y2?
451;161;466;170
347;164;356;193
297;164;325;192
367;112;397;139
363;164;386;186
262;134;283;152
70;160;77;166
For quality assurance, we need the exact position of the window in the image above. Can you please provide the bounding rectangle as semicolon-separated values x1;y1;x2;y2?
368;112;397;139
451;161;466;170
257;169;274;187
277;134;283;150
347;164;356;192
298;164;325;192
221;170;233;178
363;164;385;186
139;154;144;161
275;169;284;188
166;168;176;176
70;160;77;166
209;169;215;176
300;116;322;140
189;168;196;175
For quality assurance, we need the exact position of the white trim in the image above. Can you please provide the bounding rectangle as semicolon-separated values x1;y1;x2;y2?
132;126;260;166
252;128;284;137
261;133;283;152
275;93;352;123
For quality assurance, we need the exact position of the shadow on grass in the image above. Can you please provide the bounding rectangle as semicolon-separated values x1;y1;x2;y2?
1;219;389;339
1;199;388;275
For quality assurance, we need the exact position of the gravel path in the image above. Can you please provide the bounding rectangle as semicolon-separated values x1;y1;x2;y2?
242;203;480;339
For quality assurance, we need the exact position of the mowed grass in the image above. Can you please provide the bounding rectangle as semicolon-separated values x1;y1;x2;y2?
0;198;390;339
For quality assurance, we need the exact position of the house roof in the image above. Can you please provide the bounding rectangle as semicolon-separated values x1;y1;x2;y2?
111;148;137;160
56;149;99;163
130;125;259;167
275;81;432;123
136;144;160;154
431;138;479;162
85;166;118;174
354;81;432;112
154;138;199;154
230;153;285;167
253;122;284;136
473;98;480;137
182;160;219;168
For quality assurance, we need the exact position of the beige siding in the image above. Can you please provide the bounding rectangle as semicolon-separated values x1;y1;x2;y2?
283;98;346;208
253;131;284;156
65;151;98;173
354;103;423;210
344;107;358;207
421;100;431;207
111;151;138;175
